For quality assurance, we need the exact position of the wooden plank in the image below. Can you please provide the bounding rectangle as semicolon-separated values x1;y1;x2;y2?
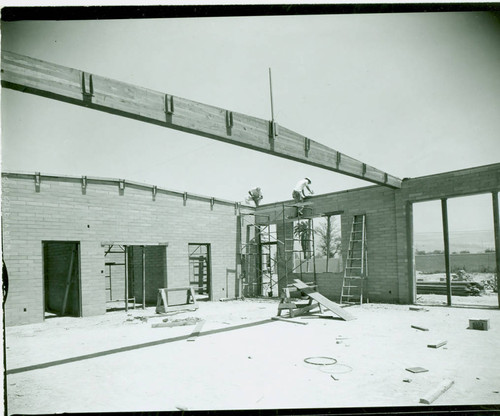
271;316;308;325
427;341;447;349
292;279;355;321
406;367;428;373
411;325;429;331
61;247;76;315
1;51;402;189
420;379;454;404
187;320;205;341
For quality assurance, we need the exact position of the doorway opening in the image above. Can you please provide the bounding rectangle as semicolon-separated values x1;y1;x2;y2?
43;241;81;319
188;244;211;301
104;244;167;312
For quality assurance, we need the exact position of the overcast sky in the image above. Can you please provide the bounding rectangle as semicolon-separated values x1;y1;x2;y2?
1;11;500;232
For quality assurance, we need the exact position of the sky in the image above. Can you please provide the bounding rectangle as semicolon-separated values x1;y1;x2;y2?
1;10;500;232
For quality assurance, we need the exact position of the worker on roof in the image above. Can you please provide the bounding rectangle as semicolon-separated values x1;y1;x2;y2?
292;177;314;204
246;186;263;207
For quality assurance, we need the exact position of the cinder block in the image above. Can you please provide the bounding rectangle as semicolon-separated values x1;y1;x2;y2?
469;319;490;331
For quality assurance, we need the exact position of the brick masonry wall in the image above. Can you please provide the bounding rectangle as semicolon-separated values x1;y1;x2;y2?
256;163;500;304
2;173;241;326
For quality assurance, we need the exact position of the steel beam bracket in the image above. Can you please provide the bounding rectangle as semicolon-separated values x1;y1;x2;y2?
165;94;174;115
336;152;342;170
35;172;41;192
81;72;94;100
304;137;311;157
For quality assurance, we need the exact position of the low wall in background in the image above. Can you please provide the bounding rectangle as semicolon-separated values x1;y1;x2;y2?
415;253;496;273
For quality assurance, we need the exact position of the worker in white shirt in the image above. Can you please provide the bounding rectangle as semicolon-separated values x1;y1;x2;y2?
292;178;314;203
246;187;263;207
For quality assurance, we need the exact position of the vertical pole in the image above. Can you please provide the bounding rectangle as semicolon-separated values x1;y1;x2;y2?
492;192;500;309
441;199;452;306
269;68;275;122
124;245;129;313
142;246;146;310
311;218;317;287
326;215;331;273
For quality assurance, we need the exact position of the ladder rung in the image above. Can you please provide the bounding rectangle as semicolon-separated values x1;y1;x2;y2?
343;285;358;288
344;276;363;279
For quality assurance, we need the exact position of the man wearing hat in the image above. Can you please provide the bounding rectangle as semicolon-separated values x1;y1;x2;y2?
292;177;314;203
247;186;263;207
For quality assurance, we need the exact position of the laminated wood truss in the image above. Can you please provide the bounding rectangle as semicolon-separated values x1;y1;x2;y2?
1;51;402;188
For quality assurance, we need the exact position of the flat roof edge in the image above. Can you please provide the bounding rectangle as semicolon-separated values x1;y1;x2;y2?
1;170;255;209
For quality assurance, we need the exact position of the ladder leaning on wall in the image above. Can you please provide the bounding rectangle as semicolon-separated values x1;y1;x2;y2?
340;214;367;305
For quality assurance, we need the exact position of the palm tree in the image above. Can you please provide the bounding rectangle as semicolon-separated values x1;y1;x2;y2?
294;221;311;259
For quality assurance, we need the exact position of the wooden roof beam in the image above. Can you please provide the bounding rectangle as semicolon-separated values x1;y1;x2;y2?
1;51;402;188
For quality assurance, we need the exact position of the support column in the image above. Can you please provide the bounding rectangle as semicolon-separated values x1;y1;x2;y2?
406;202;415;304
441;199;452;306
124;245;129;313
492;192;500;309
142;246;146;310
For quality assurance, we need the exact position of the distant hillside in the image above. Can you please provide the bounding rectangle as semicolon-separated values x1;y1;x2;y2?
414;230;495;254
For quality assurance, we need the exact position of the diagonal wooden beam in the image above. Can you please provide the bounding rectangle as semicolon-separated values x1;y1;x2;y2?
1;51;402;188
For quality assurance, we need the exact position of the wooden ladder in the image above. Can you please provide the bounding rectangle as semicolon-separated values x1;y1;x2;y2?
340;214;367;305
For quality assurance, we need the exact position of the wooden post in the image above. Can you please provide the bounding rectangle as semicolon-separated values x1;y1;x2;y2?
142;246;146;310
441;199;452;306
124;245;129;313
492;192;500;309
61;247;76;315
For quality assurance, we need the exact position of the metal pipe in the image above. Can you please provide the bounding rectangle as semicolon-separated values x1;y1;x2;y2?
269;68;275;122
492;192;500;309
142;246;146;310
124;245;128;313
441;199;452;306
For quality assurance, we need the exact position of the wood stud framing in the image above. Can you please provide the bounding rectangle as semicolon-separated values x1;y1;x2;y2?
1;51;402;189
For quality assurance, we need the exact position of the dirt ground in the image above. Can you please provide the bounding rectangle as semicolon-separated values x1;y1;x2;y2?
4;299;500;414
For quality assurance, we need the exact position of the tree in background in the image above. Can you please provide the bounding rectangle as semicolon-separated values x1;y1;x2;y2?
294;221;311;259
315;215;342;271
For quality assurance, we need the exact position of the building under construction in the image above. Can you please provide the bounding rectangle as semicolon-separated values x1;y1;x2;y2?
2;51;500;326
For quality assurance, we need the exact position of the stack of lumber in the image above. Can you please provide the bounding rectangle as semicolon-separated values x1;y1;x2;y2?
416;281;482;296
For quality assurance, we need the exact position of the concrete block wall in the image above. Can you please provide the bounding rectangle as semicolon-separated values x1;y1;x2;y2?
256;163;500;304
1;173;243;326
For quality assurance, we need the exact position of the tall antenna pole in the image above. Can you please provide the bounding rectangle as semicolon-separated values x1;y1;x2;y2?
269;67;275;122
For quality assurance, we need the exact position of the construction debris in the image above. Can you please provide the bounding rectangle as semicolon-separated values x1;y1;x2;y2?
187;320;205;342
419;379;454;404
468;319;490;331
406;367;429;373
409;306;429;312
151;317;202;328
411;324;429;331
271;316;308;325
427;341;447;349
